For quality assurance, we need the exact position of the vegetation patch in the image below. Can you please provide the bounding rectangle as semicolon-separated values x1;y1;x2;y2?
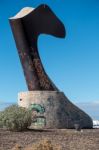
0;105;32;131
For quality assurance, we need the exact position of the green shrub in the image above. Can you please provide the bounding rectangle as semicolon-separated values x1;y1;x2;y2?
0;105;32;131
0;111;4;128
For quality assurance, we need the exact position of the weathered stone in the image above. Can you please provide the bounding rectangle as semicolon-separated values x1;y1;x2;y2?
18;91;93;129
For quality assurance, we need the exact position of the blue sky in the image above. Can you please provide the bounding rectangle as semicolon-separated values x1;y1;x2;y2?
0;0;99;105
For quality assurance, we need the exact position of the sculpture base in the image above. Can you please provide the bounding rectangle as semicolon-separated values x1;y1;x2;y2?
18;91;93;129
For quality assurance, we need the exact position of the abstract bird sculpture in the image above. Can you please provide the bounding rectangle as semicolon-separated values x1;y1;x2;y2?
9;4;66;91
9;4;93;129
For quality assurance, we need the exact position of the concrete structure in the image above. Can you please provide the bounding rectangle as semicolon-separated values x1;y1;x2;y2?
18;91;93;129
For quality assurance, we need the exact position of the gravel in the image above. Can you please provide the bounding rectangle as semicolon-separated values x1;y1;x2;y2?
0;128;99;150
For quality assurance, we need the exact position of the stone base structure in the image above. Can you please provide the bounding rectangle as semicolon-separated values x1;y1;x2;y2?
18;91;93;129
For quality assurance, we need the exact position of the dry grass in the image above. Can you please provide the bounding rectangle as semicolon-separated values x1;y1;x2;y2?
12;139;61;150
24;139;61;150
11;144;22;150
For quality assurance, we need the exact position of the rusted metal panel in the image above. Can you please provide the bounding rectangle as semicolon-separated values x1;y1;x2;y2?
9;4;66;91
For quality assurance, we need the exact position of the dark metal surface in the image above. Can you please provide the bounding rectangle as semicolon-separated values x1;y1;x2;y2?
9;4;66;91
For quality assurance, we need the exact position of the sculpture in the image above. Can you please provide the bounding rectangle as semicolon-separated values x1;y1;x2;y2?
9;4;65;91
9;4;93;129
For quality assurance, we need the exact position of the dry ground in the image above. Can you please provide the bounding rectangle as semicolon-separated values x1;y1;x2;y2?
0;128;99;150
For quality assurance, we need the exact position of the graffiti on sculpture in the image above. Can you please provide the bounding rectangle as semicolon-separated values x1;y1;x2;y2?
29;104;46;128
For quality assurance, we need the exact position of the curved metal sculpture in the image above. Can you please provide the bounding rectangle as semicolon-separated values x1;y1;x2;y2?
9;4;66;91
9;4;93;129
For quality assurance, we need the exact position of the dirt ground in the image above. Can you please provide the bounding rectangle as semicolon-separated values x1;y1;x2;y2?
0;128;99;150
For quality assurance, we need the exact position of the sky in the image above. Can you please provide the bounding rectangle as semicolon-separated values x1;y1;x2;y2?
0;0;99;108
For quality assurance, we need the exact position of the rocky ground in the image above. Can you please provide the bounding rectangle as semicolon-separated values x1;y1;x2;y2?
0;128;99;150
